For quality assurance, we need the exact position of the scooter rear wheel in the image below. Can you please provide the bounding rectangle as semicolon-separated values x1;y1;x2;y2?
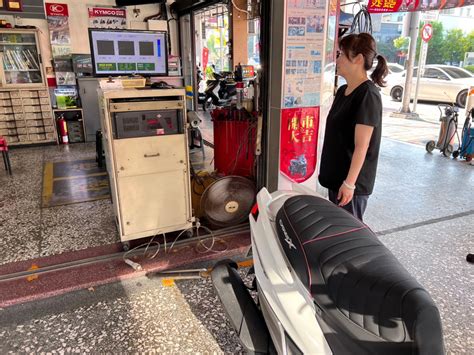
426;140;436;153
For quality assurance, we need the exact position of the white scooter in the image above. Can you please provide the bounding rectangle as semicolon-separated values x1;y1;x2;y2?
211;185;445;354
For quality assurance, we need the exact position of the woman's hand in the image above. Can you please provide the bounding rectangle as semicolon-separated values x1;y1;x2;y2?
337;183;354;206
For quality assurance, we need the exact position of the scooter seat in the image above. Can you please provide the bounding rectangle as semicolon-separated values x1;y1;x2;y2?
276;195;444;355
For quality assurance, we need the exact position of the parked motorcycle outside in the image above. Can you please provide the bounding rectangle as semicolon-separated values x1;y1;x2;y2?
200;71;237;111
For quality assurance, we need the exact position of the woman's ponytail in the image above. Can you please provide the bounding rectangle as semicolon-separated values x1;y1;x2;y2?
370;54;389;87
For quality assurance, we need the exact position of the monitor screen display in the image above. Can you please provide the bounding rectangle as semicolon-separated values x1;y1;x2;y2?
89;29;167;76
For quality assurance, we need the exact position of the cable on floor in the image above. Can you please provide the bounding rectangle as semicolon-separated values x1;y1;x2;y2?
123;220;228;271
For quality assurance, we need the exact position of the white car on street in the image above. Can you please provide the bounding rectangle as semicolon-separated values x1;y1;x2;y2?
382;65;473;107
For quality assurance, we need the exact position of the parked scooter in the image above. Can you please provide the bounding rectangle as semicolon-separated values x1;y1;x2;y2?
201;72;236;111
211;184;445;355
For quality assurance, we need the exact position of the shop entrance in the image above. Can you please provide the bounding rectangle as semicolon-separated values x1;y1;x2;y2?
177;1;265;231
194;4;231;84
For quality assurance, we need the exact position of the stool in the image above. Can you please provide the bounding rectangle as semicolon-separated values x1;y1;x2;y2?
0;137;12;175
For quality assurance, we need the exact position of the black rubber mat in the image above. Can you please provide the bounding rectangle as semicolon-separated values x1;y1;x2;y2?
42;159;110;208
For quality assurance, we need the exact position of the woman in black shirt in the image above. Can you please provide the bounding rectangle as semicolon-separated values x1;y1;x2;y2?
319;33;388;221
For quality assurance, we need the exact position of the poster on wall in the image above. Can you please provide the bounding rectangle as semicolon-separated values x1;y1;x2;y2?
321;0;338;110
46;2;70;46
279;0;327;185
280;107;320;183
367;0;471;13
283;0;326;109
45;3;75;88
88;7;127;29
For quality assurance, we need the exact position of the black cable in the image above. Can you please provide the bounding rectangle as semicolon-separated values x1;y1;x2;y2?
349;5;373;34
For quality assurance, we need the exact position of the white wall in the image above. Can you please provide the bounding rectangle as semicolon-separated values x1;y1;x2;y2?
11;0;179;71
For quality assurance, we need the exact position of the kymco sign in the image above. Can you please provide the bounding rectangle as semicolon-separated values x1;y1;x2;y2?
89;8;126;18
45;3;69;17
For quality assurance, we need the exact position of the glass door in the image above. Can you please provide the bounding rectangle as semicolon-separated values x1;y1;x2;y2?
0;31;44;86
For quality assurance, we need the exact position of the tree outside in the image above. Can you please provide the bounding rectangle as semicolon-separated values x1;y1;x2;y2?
393;36;410;65
377;39;399;63
415;21;444;65
393;21;474;66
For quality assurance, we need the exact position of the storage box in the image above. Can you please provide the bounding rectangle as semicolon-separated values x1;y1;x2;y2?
42;111;52;119
42;124;54;133
0;121;16;129
14;120;26;128
9;91;20;98
38;90;49;98
24;106;40;113
30;133;46;141
26;119;43;127
21;90;37;98
21;98;40;105
0;114;15;121
24;112;41;120
27;126;46;134
5;136;19;143
0;107;13;114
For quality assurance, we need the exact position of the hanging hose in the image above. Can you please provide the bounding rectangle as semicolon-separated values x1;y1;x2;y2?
349;5;373;34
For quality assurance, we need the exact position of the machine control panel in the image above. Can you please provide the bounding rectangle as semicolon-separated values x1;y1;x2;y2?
113;109;183;139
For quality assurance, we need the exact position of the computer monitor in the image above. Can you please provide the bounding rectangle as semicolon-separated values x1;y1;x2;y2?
89;29;168;77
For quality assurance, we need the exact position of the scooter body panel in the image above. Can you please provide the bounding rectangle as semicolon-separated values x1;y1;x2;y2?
250;188;332;354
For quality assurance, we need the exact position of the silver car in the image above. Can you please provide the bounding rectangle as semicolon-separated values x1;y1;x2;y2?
382;65;473;107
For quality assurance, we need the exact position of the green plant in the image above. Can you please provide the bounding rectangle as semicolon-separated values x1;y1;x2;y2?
463;65;474;73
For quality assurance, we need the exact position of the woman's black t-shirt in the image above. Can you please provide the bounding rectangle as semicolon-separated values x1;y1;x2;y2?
319;80;382;195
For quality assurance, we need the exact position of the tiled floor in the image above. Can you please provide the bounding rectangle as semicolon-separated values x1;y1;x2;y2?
0;101;472;353
0;144;118;266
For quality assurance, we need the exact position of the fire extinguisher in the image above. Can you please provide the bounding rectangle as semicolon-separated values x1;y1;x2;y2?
58;115;68;144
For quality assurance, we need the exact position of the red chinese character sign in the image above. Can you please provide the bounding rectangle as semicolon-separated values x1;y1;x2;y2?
368;0;470;13
280;107;320;183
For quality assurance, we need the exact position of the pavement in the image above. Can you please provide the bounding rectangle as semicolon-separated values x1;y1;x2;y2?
0;95;472;354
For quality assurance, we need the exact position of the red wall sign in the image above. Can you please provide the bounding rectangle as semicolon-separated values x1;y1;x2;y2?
88;7;126;18
45;2;68;17
280;107;320;183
